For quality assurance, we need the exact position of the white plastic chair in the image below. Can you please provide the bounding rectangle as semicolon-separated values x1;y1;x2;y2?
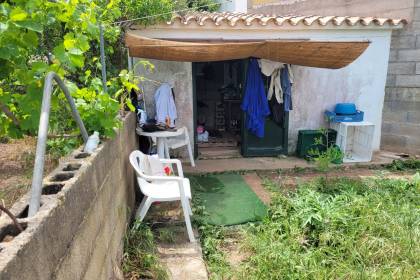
129;150;195;242
164;126;195;167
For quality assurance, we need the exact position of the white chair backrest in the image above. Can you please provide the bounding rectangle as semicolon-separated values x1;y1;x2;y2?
129;150;147;176
130;150;156;195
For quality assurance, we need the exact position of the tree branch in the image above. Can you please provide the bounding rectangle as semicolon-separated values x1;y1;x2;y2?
0;102;20;127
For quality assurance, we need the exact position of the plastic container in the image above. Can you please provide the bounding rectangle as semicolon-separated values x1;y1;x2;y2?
335;103;357;115
330;122;375;163
84;131;100;153
296;129;337;158
324;110;364;123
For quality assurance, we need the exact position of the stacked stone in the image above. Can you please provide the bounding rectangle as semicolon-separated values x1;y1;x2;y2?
382;0;420;155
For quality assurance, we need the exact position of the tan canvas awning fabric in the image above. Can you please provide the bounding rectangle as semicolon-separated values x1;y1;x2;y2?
125;33;370;69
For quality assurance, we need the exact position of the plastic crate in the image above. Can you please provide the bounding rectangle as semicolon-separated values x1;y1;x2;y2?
330;122;375;163
324;110;364;122
296;129;337;158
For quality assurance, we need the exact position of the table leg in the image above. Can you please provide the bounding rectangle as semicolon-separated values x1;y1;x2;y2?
156;138;165;158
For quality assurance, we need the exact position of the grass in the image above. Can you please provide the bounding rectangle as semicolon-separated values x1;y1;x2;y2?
192;172;420;279
122;220;168;280
236;175;420;279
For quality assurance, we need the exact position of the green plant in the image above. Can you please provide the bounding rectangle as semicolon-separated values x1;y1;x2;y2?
235;175;420;279
387;158;420;171
192;197;232;279
123;220;168;280
46;137;81;160
308;129;343;171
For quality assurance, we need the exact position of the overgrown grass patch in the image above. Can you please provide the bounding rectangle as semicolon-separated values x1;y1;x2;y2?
122;220;168;280
237;175;420;279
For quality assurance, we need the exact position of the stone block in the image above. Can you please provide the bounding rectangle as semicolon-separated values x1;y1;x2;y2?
385;87;420;101
386;74;396;87
396;75;420;87
388;62;415;74
385;100;420;111
382;110;408;123
416;0;420;7
407;110;420;123
381;134;408;148
417;35;420;48
390;35;416;49
398;49;420;61
381;121;420;136
415;7;420;21
388;49;398;62
416;63;420;74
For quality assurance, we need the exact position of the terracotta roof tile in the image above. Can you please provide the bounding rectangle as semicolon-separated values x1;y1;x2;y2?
167;12;407;28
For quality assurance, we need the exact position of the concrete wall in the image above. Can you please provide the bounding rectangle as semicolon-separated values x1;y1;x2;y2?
0;113;137;279
248;0;420;154
132;26;393;154
288;30;392;152
250;0;415;21
382;3;420;154
134;59;194;155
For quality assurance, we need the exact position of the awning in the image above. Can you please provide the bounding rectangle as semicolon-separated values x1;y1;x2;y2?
125;33;370;69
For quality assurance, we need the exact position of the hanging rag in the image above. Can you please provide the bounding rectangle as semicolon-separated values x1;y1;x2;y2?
154;83;177;127
281;65;294;112
241;59;271;138
258;59;285;104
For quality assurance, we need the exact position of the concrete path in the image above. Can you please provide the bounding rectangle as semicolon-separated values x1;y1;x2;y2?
184;151;400;174
146;203;208;280
156;228;207;280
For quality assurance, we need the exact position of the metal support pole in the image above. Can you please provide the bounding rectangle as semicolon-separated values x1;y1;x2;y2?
127;49;133;72
28;72;89;217
99;23;107;93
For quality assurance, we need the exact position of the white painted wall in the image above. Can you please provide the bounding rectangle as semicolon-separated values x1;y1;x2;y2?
218;0;247;12
130;25;393;153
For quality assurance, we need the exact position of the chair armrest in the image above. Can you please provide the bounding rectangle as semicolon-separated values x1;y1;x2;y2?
140;173;184;182
158;158;184;177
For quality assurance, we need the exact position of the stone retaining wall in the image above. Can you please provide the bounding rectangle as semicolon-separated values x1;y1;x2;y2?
0;113;138;279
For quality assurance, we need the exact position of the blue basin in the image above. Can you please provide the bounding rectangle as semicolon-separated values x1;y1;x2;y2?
335;103;357;115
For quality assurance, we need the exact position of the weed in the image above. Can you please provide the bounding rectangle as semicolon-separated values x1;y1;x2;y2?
122;220;168;280
307;128;344;172
156;228;175;243
387;158;420;171
192;197;232;279
235;175;420;279
46;137;81;160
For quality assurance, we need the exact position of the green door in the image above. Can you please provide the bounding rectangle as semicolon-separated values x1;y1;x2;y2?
241;60;289;157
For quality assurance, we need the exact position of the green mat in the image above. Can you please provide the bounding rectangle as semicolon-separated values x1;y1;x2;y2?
190;174;267;226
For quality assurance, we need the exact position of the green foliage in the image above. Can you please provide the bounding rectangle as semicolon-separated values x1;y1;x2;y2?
0;0;125;139
236;176;420;279
192;197;232;279
46;137;81;160
308;128;343;171
120;0;174;26
175;0;221;12
123;220;168;280
387;158;420;171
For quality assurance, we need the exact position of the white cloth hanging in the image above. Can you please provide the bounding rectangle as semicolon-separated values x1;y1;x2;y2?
154;83;177;127
258;59;285;104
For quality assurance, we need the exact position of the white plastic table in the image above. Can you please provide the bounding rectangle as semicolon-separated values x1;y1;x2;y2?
136;127;184;159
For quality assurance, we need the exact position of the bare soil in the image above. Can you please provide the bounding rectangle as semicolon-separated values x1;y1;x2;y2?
0;137;57;210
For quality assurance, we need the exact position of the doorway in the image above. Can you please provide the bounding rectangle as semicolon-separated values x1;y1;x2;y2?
193;59;289;159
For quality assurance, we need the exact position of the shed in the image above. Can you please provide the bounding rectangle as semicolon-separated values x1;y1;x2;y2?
127;12;405;158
